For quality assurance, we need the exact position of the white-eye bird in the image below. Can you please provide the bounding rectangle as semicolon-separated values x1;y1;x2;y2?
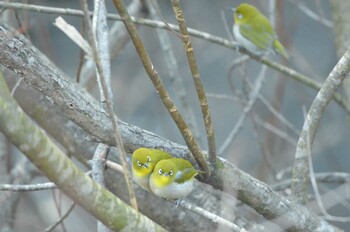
232;3;289;59
132;148;173;191
149;158;199;199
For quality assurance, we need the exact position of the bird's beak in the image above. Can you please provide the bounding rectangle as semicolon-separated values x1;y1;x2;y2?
228;7;236;12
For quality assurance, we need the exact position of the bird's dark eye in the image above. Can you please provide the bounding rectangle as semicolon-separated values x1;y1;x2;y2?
169;170;173;176
137;161;142;167
237;13;243;19
158;169;163;175
147;156;151;162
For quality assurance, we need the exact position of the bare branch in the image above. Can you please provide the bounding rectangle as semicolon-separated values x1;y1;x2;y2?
219;66;267;154
0;182;56;191
44;201;76;232
0;73;165;231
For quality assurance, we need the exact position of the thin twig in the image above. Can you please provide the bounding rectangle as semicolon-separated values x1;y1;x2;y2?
0;182;56;191
10;78;22;96
219;65;268;154
256;93;300;137
251;115;278;178
288;0;333;28
177;199;246;232
105;160;123;173
272;172;350;191
254;116;298;147
51;190;68;232
44;201;76;232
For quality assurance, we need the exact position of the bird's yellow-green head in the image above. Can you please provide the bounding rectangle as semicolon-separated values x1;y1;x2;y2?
233;3;261;26
149;158;199;199
150;159;177;187
132;148;173;191
231;3;289;59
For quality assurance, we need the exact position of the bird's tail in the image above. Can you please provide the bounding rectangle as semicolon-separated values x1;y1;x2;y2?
274;40;289;60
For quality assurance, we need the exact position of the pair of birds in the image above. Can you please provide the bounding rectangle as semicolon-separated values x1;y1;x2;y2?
132;148;199;199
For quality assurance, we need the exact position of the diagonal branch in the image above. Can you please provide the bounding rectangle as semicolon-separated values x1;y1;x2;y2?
0;73;166;232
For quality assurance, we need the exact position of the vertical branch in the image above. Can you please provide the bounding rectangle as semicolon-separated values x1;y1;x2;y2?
170;0;217;172
91;143;110;232
291;46;350;204
112;0;210;177
79;0;138;210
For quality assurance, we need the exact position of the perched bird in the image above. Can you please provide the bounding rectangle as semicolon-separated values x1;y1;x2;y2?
232;3;289;59
149;158;199;199
132;148;173;191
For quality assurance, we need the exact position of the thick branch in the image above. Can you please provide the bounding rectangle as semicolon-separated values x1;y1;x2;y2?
0;73;166;232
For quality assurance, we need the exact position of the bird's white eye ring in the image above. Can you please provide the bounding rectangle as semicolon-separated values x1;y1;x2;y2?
158;169;163;175
147;156;151;162
169;170;173;176
237;13;243;19
137;161;142;167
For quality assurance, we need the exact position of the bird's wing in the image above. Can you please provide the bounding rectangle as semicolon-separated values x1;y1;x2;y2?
175;168;198;184
239;23;274;50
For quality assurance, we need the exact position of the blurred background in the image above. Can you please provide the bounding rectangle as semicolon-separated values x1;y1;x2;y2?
1;0;349;231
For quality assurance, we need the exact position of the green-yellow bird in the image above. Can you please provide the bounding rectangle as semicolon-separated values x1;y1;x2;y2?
232;3;289;59
149;158;199;199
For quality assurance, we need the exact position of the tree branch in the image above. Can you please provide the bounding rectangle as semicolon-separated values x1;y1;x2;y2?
0;72;166;232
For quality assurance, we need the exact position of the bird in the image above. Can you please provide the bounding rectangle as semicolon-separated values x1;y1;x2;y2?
149;158;199;199
231;3;289;59
132;148;173;191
